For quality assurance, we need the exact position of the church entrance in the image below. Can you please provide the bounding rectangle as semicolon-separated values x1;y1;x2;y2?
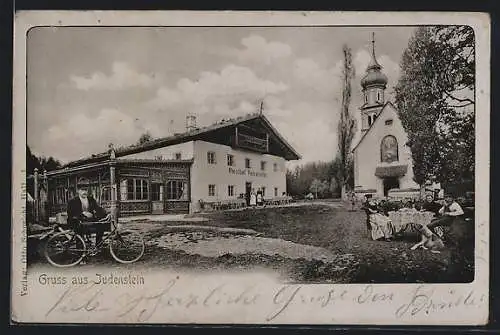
383;177;400;196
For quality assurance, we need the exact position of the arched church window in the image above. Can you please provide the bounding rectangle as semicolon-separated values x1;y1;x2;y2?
380;135;398;163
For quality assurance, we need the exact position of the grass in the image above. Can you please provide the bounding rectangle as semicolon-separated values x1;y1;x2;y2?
29;203;474;283
196;204;474;283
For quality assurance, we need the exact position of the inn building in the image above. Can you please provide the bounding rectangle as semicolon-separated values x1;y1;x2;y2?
44;113;301;217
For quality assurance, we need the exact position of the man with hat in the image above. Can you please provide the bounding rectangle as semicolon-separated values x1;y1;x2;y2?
421;193;442;216
427;193;464;231
427;192;472;280
67;178;107;247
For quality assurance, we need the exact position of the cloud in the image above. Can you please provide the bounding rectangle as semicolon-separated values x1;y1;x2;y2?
268;100;340;167
70;62;159;90
217;35;292;65
147;64;289;113
292;58;343;96
42;108;160;162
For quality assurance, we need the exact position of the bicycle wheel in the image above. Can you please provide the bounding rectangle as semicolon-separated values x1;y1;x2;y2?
44;231;86;267
109;230;145;264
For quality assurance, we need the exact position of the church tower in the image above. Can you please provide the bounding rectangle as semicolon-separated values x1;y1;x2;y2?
360;33;388;133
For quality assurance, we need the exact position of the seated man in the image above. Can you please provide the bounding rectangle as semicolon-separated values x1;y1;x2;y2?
427;194;464;233
421;193;442;216
67;182;107;246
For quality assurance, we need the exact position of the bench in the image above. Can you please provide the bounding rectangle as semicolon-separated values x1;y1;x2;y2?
264;196;293;206
205;199;247;211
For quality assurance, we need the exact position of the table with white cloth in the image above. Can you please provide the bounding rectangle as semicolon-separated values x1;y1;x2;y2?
388;209;435;235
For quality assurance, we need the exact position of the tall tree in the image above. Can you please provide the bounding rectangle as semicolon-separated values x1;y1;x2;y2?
394;26;474;185
337;45;357;198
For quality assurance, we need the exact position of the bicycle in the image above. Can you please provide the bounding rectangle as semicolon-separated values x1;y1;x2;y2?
43;214;145;267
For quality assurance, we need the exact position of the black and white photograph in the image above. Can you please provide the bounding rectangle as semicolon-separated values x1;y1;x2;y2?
12;11;489;325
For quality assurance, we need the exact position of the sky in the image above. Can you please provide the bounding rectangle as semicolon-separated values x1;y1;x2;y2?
27;26;416;167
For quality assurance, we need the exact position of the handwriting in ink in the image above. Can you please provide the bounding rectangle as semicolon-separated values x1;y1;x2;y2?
45;283;109;317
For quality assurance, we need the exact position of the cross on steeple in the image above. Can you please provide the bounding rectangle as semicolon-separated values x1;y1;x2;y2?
360;30;388;132
366;31;381;70
371;32;376;56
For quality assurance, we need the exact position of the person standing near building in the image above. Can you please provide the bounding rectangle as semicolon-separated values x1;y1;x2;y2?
256;188;263;207
349;191;357;211
250;189;257;207
362;195;373;237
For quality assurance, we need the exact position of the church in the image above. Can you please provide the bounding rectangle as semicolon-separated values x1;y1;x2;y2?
352;37;420;199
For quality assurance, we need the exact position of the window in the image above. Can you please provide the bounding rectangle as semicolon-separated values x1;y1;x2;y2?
245;158;251;169
368;115;372;126
380;135;399;163
208;184;216;197
100;186;111;202
385;119;393;125
377;92;381;102
261;161;267;171
273;163;278;172
151;183;163;201
154;155;163;161
123;179;149;200
261;187;266;197
166;180;187;200
274;187;278;197
227;154;234;166
365;94;368;103
52;187;68;204
174;152;182;160
228;185;234;197
207;151;216;164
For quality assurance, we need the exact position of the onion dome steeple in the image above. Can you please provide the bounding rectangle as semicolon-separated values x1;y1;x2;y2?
360;33;388;133
361;33;388;89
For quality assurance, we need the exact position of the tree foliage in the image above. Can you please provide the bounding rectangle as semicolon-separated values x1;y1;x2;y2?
137;131;154;145
286;161;340;198
309;178;329;199
26;145;62;174
394;26;474;185
337;45;357;195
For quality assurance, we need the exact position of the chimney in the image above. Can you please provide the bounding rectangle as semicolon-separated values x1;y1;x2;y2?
186;114;197;132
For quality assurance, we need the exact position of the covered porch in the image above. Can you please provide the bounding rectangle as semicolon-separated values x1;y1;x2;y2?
45;156;192;221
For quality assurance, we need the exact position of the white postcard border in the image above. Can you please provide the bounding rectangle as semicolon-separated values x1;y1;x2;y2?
12;11;490;325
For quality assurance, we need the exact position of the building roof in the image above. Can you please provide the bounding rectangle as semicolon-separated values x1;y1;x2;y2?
361;34;388;89
47;159;193;177
361;70;388;89
62;113;301;168
374;165;408;178
352;101;397;152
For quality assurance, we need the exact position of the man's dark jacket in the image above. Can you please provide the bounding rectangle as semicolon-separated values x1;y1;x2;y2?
67;196;106;225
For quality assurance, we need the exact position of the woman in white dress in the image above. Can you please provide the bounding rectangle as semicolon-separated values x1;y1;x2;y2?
249;189;257;207
366;200;393;241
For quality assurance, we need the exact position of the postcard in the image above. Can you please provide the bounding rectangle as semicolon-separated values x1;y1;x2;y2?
11;10;490;325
